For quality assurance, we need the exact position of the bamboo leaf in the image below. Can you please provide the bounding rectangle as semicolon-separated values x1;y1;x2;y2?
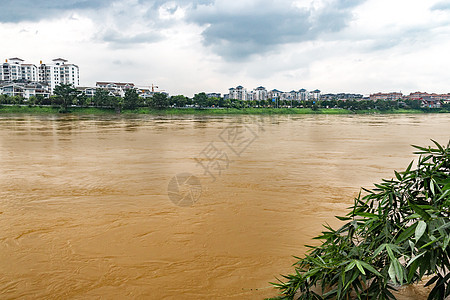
344;261;356;272
431;139;444;152
355;260;366;275
415;221;427;242
388;263;397;285
443;235;450;251
396;223;418;243
394;170;402;181
409;201;431;221
406;252;426;268
359;261;382;277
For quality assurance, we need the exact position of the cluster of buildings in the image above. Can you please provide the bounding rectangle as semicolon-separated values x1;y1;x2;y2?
0;57;449;109
0;57;161;100
0;57;80;97
78;82;161;99
223;86;321;101
369;92;450;108
212;86;449;108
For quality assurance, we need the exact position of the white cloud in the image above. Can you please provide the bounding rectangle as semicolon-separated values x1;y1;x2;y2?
1;0;450;96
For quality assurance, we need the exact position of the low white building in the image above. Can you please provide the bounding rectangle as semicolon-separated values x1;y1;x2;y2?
96;82;136;97
0;82;50;99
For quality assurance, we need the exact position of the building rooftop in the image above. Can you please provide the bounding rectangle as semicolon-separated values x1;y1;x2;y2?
96;82;135;87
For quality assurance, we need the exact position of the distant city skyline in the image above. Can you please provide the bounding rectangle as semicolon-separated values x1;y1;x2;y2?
1;55;449;100
1;0;450;97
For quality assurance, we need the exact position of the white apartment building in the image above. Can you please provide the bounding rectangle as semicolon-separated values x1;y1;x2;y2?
1;57;79;93
268;89;283;100
226;86;315;101
299;89;308;101
39;58;80;92
228;85;247;100
310;89;321;101
0;58;38;82
253;86;268;101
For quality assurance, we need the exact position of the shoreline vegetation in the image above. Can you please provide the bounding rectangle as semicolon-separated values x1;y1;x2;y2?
1;85;449;115
0;105;449;116
270;141;450;300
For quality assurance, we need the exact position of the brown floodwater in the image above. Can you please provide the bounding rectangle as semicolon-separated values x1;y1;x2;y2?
0;113;448;299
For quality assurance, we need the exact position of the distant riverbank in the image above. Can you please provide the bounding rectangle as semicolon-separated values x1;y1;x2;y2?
0;105;448;115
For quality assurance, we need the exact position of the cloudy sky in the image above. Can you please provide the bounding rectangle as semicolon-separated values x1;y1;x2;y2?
1;0;450;96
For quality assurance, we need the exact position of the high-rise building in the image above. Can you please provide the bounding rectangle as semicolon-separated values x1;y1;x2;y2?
1;57;79;93
253;86;268;101
39;58;80;92
0;58;34;81
228;85;247;100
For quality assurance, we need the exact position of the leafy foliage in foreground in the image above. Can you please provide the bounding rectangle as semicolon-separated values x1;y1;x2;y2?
271;141;450;300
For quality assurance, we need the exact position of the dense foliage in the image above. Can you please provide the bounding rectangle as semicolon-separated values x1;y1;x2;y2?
271;141;450;300
1;83;450;113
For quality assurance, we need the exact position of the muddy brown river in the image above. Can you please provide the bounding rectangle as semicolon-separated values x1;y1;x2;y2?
0;114;448;299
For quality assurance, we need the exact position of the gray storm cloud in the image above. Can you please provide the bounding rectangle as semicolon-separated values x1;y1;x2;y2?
0;0;366;60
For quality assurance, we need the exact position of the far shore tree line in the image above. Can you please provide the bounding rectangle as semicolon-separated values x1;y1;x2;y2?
1;83;449;113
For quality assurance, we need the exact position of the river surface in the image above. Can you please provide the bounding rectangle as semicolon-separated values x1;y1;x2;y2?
0;113;449;299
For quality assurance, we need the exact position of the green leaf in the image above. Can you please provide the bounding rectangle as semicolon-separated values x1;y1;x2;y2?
372;244;386;257
409;201;431;221
394;260;404;284
420;237;440;249
404;160;414;173
437;222;450;231
431;139;444;152
415;221;427;242
386;244;396;261
359;261;382;277
335;216;352;221
345;260;356;272
355;260;366;275
406;252;426;268
442;183;450;191
443;235;450;251
430;179;436;196
354;212;379;218
388;262;397;284
396;223;418;243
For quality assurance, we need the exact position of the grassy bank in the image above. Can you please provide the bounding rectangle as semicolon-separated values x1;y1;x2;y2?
0;106;117;115
0;105;447;115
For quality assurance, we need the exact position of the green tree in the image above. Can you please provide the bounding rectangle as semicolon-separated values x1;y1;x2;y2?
272;140;450;300
123;88;140;110
28;96;37;107
77;92;89;107
53;83;80;112
171;95;187;108
150;93;169;109
35;94;45;106
193;92;208;108
207;97;219;107
93;88;110;107
12;95;24;105
405;99;422;110
112;96;123;113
